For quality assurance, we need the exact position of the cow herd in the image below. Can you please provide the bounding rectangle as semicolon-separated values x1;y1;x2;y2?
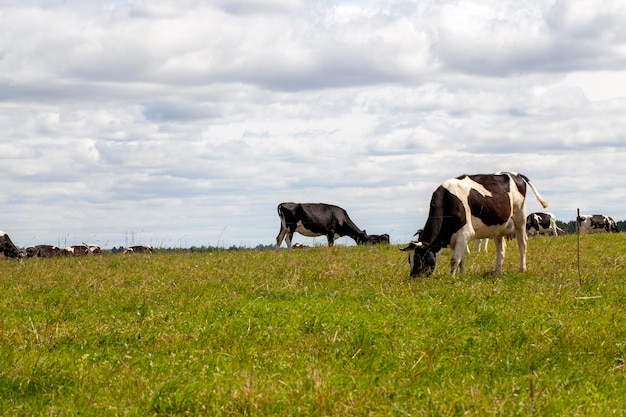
276;171;620;277
1;171;621;278
0;234;154;259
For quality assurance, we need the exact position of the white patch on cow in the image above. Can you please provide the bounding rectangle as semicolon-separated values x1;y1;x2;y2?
294;220;320;238
292;221;340;241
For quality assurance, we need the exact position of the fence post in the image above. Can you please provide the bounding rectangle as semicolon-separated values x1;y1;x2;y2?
577;208;581;285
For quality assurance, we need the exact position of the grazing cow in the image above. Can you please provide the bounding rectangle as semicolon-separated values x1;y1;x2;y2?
276;202;371;249
63;245;89;256
26;245;64;258
1;230;24;258
63;243;101;256
401;172;548;277
124;244;154;254
465;238;489;255
526;212;564;236
577;214;619;234
84;243;102;254
367;233;390;244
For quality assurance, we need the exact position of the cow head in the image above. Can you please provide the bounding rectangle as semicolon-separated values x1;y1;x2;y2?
353;229;372;245
400;241;437;277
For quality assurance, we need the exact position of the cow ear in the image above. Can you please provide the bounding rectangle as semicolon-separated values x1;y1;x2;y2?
413;228;424;237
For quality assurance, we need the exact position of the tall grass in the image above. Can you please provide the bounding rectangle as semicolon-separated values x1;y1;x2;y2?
1;234;625;416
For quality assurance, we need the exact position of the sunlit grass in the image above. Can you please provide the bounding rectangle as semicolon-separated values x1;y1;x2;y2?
1;234;625;415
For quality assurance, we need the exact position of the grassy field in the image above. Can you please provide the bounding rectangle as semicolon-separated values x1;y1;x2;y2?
1;234;625;416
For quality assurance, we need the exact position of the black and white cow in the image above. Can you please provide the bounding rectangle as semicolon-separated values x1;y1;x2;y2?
26;245;64;258
63;245;89;256
85;243;102;254
276;202;374;249
63;243;101;256
124;244;154;254
466;238;489;254
0;230;24;258
526;212;564;236
577;214;619;234
401;172;549;277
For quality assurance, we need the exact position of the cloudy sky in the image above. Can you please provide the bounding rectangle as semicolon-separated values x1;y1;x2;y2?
2;0;626;249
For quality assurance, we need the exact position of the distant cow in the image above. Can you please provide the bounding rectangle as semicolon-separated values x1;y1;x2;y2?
526;212;564;236
124;244;154;254
577;214;619;234
85;244;102;254
367;233;390;244
63;245;89;256
63;243;101;256
401;172;548;277
26;245;64;258
1;230;24;258
276;202;371;249
467;238;489;254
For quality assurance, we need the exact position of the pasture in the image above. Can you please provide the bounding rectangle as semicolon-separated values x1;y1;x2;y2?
1;234;625;416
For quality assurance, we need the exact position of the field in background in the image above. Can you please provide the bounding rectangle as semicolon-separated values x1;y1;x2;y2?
1;234;625;415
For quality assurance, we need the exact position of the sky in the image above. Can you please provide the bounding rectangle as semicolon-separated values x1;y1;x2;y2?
2;0;626;250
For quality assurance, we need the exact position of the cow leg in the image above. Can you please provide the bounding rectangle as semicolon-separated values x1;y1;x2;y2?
285;232;294;250
515;225;528;272
327;232;335;247
276;227;288;248
493;236;506;275
450;239;467;276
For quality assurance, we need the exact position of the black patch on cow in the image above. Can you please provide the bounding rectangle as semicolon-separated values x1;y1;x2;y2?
589;215;605;229
465;175;512;226
418;186;466;249
513;173;530;195
536;213;552;228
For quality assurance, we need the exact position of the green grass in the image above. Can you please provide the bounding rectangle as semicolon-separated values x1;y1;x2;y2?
1;234;625;416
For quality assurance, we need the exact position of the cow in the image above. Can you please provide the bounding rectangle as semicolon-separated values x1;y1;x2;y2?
26;245;64;258
63;245;89;256
84;243;102;254
400;172;549;277
276;202;372;249
367;233;390;244
469;238;489;253
577;214;619;234
63;243;101;256
0;230;24;258
526;212;564;236
124;244;154;254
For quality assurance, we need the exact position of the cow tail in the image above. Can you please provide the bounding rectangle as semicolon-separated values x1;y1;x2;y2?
277;204;287;228
519;173;549;208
